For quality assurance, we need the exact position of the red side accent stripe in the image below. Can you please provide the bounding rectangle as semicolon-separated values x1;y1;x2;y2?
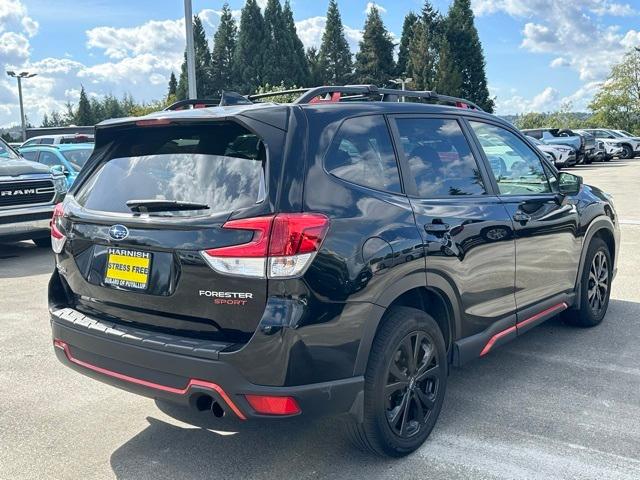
480;302;568;356
53;339;246;420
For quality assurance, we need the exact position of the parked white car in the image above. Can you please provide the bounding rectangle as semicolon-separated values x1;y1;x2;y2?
581;129;639;159
526;136;577;168
20;133;94;147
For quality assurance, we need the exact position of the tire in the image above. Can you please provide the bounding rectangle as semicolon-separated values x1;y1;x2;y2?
584;157;592;165
564;237;612;327
33;237;51;248
621;144;633;159
347;306;447;457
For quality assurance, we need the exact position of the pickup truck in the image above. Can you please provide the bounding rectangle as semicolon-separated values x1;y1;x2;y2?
0;138;67;246
521;128;596;164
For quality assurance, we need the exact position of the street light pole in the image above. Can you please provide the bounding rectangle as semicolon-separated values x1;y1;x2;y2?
183;0;197;99
6;71;37;142
390;77;413;102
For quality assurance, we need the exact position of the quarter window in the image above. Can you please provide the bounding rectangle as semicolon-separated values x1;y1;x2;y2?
395;117;486;197
470;122;551;195
325;115;401;193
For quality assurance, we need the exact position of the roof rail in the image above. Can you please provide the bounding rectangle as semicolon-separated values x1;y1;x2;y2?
164;91;252;111
250;85;483;111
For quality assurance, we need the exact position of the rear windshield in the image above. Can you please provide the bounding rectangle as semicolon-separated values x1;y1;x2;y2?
61;135;94;144
75;122;266;217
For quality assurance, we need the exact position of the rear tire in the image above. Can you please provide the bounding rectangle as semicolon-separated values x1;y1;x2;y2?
621;145;633;159
347;307;447;457
33;237;51;248
564;237;612;327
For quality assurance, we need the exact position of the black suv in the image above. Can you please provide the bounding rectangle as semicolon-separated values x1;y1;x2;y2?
49;86;619;457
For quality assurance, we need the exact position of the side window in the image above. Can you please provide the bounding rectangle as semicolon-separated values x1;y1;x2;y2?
395;117;486;197
22;139;37;146
40;138;54;145
470;122;551;195
529;130;542;140
325;115;401;193
21;150;38;161
38;151;62;167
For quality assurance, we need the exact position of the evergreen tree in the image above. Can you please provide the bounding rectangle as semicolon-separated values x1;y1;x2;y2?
211;3;237;93
445;0;494;111
396;12;418;78
90;97;105;123
75;86;93;125
41;113;50;128
434;40;462;96
50;111;63;127
306;47;323;87
354;5;395;85
167;72;177;97
282;1;309;86
409;2;441;90
318;0;353;84
103;94;124;119
232;0;266;93
175;15;213;98
263;0;287;86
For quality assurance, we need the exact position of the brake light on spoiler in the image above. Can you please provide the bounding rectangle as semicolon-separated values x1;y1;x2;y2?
201;213;329;278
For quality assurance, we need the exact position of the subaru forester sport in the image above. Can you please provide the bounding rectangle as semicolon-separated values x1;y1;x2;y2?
49;86;619;457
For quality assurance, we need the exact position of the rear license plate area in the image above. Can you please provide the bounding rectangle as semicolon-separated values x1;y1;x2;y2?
104;248;152;291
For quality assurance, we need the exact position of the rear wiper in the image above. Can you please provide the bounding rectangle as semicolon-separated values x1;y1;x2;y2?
126;199;210;213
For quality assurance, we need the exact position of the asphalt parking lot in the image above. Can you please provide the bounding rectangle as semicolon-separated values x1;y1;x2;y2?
1;159;640;480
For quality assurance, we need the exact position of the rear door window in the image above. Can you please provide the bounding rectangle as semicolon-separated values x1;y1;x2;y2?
75;122;267;217
394;117;486;197
325;115;401;193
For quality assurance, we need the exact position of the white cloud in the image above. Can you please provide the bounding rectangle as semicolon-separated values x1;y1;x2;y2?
295;16;363;52
550;57;570;68
365;2;387;15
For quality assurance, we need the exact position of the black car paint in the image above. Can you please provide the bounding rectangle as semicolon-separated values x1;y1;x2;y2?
49;101;619;419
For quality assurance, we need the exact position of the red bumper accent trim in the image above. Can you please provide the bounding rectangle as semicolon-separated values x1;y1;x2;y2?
53;339;246;420
480;302;568;357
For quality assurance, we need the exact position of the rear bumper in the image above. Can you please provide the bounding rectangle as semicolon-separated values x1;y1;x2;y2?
51;307;363;421
0;205;53;240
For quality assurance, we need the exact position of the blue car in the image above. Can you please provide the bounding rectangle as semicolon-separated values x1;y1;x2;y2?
18;143;94;187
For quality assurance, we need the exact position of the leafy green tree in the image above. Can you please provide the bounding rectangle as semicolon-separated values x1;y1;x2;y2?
306;47;324;87
396;12;418;78
167;72;177;97
211;3;237;93
318;0;353;84
282;1;309;86
445;0;494;112
75;86;93;125
233;0;266;93
254;82;302;103
354;5;395;85
589;49;640;133
409;2;441;90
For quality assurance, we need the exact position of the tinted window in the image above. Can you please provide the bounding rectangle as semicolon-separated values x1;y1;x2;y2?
40;138;54;145
325;115;401;193
20;150;38;161
471;122;551;195
61;148;93;171
38;151;62;167
75;122;266;217
21;139;38;146
395;118;486;197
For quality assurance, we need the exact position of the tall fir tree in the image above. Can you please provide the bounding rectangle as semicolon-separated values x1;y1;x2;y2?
306;47;323;87
176;15;213;99
282;1;309;86
263;0;288;86
232;0;266;93
318;0;353;84
445;0;494;111
167;72;177;97
396;12;418;78
75;86;93;125
354;5;395;85
211;3;237;93
408;2;441;90
434;40;462;97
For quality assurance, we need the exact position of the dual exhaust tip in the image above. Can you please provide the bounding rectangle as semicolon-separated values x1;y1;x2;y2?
195;394;225;418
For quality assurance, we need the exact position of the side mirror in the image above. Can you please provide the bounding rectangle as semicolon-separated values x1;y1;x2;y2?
50;164;69;175
558;172;582;195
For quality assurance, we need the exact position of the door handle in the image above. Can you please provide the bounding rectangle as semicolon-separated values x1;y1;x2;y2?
425;223;450;234
513;211;531;223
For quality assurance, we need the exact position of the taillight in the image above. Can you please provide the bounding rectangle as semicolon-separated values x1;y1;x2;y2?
201;213;329;278
50;203;66;253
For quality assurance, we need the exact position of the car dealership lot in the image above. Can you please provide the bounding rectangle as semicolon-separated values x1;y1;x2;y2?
2;160;640;480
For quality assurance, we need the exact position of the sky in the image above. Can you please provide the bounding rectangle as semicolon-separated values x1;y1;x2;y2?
0;0;639;127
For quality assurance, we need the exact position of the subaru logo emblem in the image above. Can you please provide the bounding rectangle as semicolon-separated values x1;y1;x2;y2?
108;224;129;241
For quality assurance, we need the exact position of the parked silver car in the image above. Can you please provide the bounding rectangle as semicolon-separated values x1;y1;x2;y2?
526;136;577;168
